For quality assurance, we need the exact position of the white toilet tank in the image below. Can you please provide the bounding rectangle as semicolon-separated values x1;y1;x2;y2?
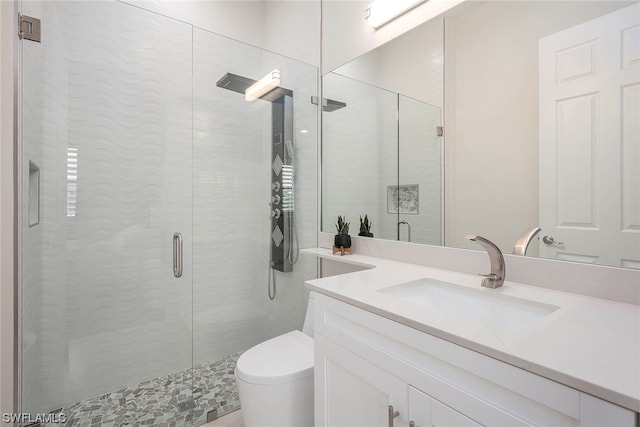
235;292;316;427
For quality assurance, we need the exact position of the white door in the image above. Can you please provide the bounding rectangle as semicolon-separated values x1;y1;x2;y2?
539;4;640;268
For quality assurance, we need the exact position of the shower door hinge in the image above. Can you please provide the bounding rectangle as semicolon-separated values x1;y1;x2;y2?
436;126;444;137
311;96;324;106
19;14;41;43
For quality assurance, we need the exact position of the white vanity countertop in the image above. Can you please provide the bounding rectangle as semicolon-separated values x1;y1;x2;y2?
302;248;640;412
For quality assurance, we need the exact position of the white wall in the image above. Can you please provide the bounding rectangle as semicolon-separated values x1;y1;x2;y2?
122;0;321;67
264;1;321;67
124;1;267;53
322;0;463;74
444;0;635;252
375;18;443;108
0;0;16;417
329;16;443;108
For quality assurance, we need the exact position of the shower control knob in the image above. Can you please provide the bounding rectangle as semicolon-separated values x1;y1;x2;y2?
271;209;281;219
272;195;281;205
272;182;281;192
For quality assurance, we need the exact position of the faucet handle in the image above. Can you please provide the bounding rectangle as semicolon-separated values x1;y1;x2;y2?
479;273;503;289
481;277;500;288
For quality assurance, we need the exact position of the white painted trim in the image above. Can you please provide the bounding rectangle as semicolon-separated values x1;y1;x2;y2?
318;232;640;305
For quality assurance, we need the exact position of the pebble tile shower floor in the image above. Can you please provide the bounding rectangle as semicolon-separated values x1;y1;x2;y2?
45;352;242;426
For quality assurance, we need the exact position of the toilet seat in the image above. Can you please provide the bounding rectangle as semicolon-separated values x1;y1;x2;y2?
236;330;313;385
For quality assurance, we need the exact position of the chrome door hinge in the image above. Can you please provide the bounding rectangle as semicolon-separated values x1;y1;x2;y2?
436;126;444;137
19;14;41;43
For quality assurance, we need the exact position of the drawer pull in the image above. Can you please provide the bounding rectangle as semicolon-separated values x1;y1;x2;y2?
388;405;399;427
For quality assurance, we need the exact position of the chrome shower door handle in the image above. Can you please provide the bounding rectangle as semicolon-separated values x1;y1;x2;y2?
173;232;183;278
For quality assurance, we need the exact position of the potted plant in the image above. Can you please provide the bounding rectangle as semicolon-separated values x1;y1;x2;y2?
334;215;351;249
358;215;374;237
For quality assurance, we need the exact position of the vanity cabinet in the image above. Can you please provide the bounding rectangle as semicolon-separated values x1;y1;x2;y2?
313;293;636;427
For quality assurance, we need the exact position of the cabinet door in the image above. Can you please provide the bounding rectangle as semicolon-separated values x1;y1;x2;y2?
315;334;392;427
409;385;482;427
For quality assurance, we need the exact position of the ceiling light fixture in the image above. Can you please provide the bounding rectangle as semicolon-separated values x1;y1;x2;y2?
365;0;428;29
245;69;280;101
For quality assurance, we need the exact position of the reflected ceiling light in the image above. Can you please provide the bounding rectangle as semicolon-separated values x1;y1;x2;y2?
365;0;428;29
300;129;308;134
245;69;281;101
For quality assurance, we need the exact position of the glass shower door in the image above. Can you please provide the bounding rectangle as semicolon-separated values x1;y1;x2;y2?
398;95;443;245
20;1;194;423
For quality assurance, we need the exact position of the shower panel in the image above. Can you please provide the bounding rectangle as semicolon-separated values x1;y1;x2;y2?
270;95;295;273
215;73;296;273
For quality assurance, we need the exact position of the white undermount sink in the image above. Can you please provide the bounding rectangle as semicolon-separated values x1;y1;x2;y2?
378;278;561;333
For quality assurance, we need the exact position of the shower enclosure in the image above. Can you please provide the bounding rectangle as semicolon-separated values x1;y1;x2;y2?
19;1;318;424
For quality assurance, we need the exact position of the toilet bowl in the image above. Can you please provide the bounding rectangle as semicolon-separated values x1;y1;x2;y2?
235;294;315;427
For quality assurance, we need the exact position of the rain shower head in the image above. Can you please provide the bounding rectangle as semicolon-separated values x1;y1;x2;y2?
216;73;255;94
216;72;292;102
323;98;347;112
310;96;347;112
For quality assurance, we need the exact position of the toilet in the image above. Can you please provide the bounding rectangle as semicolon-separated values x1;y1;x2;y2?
235;293;315;427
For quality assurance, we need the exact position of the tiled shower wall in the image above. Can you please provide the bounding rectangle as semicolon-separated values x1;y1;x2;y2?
192;28;318;367
21;0;317;415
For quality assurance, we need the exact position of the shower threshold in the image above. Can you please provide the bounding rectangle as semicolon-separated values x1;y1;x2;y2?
44;352;242;427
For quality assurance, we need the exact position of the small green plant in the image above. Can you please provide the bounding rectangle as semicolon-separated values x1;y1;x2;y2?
359;215;372;234
335;215;350;235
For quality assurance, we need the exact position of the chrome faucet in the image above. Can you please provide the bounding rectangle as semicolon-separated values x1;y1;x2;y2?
512;226;541;256
465;234;505;288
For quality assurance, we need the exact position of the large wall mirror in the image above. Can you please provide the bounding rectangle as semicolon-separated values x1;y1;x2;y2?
321;0;640;270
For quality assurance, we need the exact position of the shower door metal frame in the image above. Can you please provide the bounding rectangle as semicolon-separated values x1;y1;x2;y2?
6;0;21;418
